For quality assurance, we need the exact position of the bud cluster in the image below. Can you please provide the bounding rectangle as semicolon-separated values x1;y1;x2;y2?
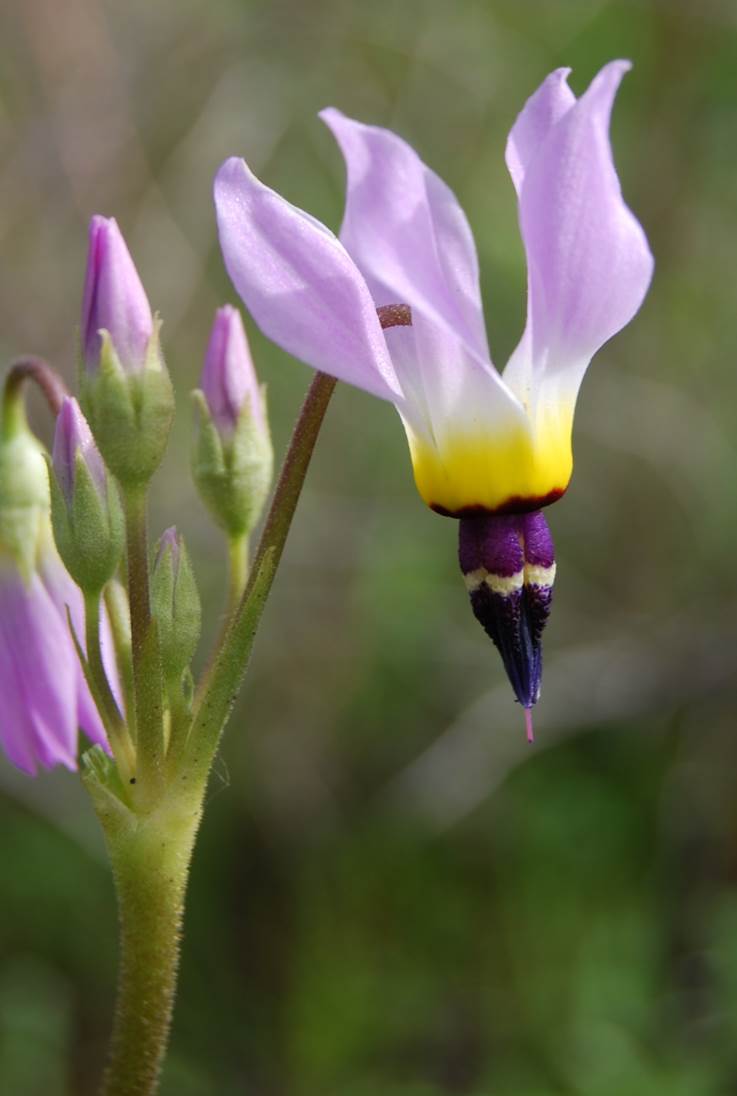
0;212;274;778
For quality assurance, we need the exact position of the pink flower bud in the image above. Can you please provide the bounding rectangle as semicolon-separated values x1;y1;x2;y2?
201;306;266;436
81;215;153;374
52;397;106;506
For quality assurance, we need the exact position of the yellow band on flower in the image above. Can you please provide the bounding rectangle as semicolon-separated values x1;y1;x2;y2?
405;409;574;516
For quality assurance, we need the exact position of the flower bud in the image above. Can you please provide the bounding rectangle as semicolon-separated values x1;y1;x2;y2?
458;510;556;726
151;527;201;682
192;306;273;537
49;397;123;593
0;386;49;577
79;216;174;488
82;216;153;376
0;376;111;772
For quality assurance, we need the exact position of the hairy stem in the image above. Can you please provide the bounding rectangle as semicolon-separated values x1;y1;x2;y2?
103;581;136;733
97;792;203;1096
123;488;164;797
3;356;69;419
248;372;336;588
226;533;249;611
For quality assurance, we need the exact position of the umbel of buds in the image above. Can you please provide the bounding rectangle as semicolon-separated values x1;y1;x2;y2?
192;306;273;538
49;397;123;594
79;216;174;489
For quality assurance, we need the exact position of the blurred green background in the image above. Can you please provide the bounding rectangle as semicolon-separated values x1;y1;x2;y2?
1;0;737;1092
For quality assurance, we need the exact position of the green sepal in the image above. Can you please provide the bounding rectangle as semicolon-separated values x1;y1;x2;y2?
48;454;123;593
81;745;132;824
0;425;48;578
191;388;273;538
151;533;201;682
80;322;174;489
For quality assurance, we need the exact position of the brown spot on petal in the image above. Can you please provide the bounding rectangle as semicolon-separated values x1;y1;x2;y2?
376;303;412;330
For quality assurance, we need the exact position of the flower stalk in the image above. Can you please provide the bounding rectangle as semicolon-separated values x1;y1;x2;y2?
3;356;69;420
92;369;336;1094
122;487;164;800
94;788;203;1096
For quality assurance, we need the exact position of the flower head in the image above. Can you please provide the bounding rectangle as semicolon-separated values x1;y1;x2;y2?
213;61;653;718
82;215;153;375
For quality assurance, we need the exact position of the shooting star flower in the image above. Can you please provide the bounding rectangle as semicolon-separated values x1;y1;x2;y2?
213;61;653;730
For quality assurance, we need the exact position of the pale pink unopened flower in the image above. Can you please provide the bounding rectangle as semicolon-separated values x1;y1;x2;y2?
201;305;266;437
52;397;107;505
0;536;112;774
81;215;153;374
156;525;181;568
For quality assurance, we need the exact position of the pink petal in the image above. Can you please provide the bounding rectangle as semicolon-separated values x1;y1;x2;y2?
38;543;113;749
507;61;654;389
213;157;402;403
321;108;490;366
505;68;576;195
0;570;78;773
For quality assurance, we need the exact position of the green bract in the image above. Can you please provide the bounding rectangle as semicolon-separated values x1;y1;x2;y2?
191;388;273;538
151;532;201;683
81;325;175;489
48;452;123;594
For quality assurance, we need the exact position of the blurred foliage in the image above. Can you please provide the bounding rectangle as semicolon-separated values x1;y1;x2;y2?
1;0;737;1092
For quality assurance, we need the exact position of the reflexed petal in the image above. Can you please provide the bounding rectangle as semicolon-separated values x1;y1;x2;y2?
38;541;113;748
505;68;575;194
0;569;77;773
321;107;490;365
214;157;402;403
504;61;653;408
321;108;529;506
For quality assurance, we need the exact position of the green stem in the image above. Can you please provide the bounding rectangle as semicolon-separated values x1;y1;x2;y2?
2;356;68;430
186;371;336;776
123;488;164;797
164;680;191;774
95;371;336;1094
84;590;135;780
248;372;336;588
226;534;248;611
103;581;136;734
96;790;204;1096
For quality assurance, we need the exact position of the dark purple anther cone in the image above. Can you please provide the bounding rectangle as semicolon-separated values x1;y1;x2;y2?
458;510;556;713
